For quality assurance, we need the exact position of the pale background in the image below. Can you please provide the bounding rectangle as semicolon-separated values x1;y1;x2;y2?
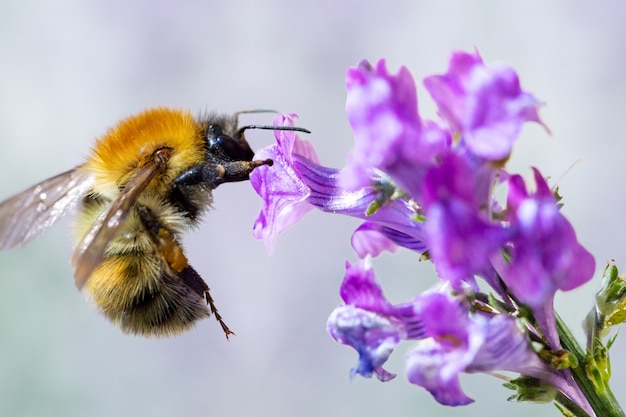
0;1;624;417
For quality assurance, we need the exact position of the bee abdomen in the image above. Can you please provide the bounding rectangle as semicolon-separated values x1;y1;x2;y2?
85;253;210;337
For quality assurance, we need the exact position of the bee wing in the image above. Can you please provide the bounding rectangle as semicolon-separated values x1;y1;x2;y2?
71;156;167;289
0;167;94;250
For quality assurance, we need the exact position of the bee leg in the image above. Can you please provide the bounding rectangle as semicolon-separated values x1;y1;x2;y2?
137;205;234;339
172;164;225;187
178;265;235;339
173;158;273;188
219;158;274;184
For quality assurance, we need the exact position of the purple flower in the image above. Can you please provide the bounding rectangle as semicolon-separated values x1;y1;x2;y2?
342;59;450;198
251;115;427;255
405;293;482;406
421;152;508;291
405;293;590;412
250;50;598;414
350;222;399;259
327;260;425;381
328;306;400;382
492;168;596;347
250;114;319;255
328;267;592;411
423;50;548;161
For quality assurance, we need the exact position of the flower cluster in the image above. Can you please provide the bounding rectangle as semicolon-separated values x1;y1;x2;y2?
249;50;616;416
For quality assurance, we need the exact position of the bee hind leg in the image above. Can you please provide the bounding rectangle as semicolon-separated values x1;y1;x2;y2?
178;265;235;340
137;204;234;339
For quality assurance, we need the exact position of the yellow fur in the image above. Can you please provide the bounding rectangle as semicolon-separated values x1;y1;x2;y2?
83;107;206;199
74;107;214;337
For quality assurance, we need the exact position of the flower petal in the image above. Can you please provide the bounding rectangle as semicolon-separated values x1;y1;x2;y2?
421;153;508;289
339;260;395;313
499;168;596;306
343;59;449;198
251;150;313;254
406;294;481;406
424;50;548;160
327;305;400;382
407;293;561;408
351;222;399;258
293;157;428;253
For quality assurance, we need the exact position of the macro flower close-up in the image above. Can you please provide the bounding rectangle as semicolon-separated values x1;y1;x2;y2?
249;48;623;417
1;3;625;417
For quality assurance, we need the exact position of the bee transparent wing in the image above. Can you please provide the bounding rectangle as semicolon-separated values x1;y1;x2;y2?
0;167;94;250
71;155;167;289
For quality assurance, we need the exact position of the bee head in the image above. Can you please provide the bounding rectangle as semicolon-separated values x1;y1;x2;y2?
175;111;310;188
206;121;256;162
204;110;310;164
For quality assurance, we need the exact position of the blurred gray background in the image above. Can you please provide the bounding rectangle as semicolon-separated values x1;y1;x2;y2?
0;1;624;416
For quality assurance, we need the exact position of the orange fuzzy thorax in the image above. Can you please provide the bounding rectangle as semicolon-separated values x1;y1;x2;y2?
83;107;205;199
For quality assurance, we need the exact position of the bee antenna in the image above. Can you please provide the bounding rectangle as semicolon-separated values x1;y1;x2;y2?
234;109;279;117
236;124;311;137
234;109;311;137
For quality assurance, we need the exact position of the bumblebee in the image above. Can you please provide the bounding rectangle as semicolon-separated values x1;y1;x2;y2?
0;107;309;338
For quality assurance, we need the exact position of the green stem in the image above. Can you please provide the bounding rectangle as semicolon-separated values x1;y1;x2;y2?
555;392;594;417
556;314;625;417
